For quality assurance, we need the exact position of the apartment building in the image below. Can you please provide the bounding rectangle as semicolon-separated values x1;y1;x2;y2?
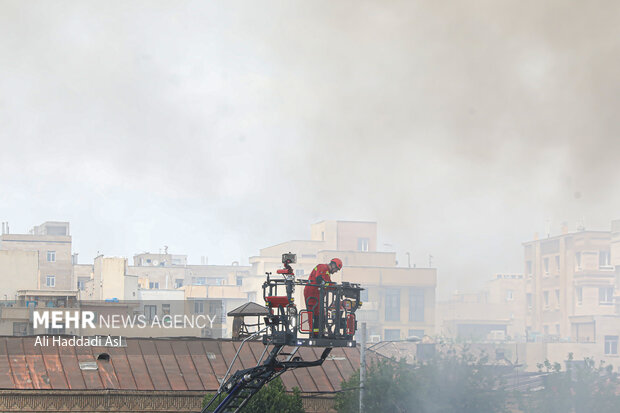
437;273;527;341
126;252;251;337
127;261;250;291
248;220;437;341
0;221;74;290
523;227;616;341
81;256;138;301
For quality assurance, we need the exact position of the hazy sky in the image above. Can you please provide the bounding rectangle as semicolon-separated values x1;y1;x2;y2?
1;1;619;296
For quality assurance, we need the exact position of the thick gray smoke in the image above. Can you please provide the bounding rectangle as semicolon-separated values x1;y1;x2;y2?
1;0;619;295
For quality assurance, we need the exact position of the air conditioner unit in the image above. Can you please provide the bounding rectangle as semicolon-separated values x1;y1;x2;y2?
487;330;506;341
369;335;381;343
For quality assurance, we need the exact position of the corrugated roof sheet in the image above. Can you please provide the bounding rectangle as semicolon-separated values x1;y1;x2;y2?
0;336;365;393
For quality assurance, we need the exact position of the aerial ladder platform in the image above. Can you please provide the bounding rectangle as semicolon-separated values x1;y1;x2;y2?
202;253;363;413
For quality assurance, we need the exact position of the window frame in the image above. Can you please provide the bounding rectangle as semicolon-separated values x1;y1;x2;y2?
384;288;401;322
604;335;618;355
357;238;370;252
599;287;614;305
409;288;425;322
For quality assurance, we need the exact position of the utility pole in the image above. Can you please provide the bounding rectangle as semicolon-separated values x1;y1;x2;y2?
360;322;366;413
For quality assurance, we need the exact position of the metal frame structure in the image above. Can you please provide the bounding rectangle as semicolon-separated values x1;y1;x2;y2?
202;253;363;413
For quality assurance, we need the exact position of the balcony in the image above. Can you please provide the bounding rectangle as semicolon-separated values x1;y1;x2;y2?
0;307;30;320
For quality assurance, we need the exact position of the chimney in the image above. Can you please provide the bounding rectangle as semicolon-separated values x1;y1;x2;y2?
561;222;569;235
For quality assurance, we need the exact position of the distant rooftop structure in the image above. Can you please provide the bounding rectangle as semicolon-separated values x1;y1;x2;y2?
29;221;70;236
133;251;188;267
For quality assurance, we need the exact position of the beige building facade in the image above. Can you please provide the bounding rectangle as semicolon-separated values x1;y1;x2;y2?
0;250;39;300
523;229;616;341
83;256;138;301
0;221;73;290
437;274;527;341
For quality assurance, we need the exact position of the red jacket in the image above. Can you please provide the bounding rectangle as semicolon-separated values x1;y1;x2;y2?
304;264;332;300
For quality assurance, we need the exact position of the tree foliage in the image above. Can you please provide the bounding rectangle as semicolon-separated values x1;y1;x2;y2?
336;350;620;413
517;354;620;413
335;350;509;413
203;377;304;413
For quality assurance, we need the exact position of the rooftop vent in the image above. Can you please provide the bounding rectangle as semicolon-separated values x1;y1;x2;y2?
97;353;110;362
79;361;98;370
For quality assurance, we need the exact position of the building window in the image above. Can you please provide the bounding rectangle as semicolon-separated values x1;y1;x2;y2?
46;251;56;262
162;304;170;316
506;290;514;301
527;293;533;309
77;280;85;291
174;279;183;288
149;282;159;289
555;255;560;272
360;288;369;302
144;305;156;322
236;276;243;286
408;329;424;339
526;261;532;275
555;289;560;307
575;252;582;269
543;325;549;335
13;322;28;336
556;324;560;335
48;323;65;335
297;269;305;276
576;287;583;305
599;287;614;305
605;336;618;355
384;329;400;341
385;289;400;321
543;257;549;275
357;238;369;252
543;291;549;307
247;292;257;302
194;301;205;314
46;275;55;287
409;288;425;322
193;277;207;285
599;250;611;267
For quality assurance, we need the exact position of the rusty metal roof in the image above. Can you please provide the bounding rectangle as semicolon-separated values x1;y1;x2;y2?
0;336;365;393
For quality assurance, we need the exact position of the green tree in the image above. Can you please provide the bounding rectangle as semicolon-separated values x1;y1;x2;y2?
203;377;304;413
518;355;620;413
335;351;509;413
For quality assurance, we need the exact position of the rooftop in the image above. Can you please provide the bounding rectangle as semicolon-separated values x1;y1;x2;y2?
0;336;366;393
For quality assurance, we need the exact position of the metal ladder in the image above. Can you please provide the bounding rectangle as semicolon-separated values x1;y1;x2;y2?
202;339;331;413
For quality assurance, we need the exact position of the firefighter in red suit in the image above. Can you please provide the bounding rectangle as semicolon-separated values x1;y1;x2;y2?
304;258;342;335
